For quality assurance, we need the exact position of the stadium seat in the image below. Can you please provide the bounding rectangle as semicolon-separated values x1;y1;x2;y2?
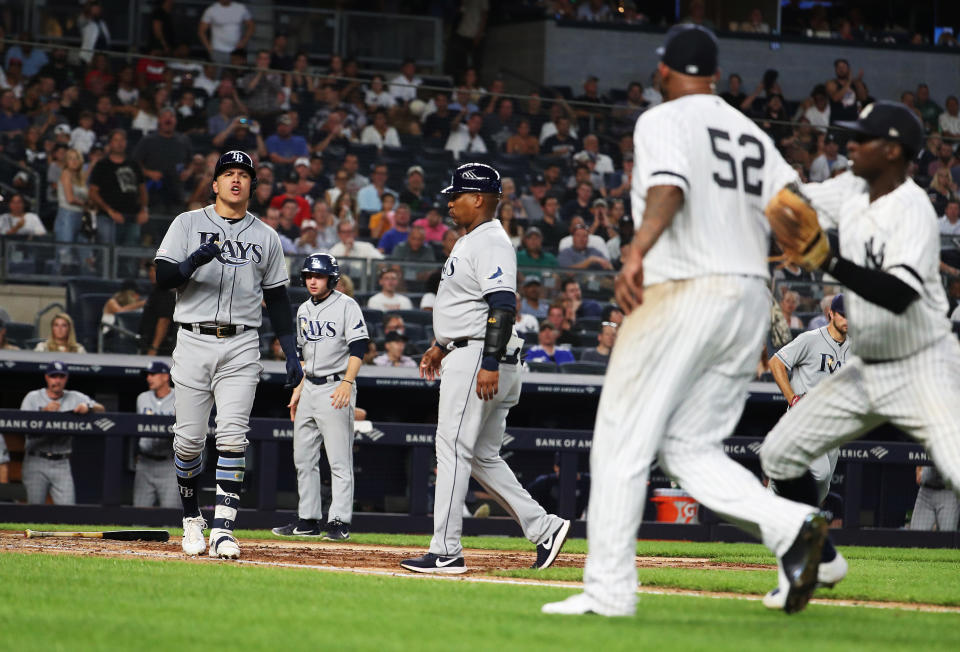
575;317;602;333
103;311;142;354
66;279;123;315
526;361;557;373
398;133;423;151
362;307;384;328
558;361;607;375
4;321;35;346
287;287;310;305
393;309;433;326
75;293;113;351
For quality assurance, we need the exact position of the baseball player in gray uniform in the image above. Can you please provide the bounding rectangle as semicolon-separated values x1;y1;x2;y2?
272;253;369;540
544;26;827;618
154;150;304;559
769;293;850;504
133;361;179;508
401;163;570;574
761;102;960;600
909;465;959;531
20;361;105;504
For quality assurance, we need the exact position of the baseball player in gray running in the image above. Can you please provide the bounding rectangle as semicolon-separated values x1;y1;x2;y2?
20;361;105;504
909;465;960;531
761;101;960;601
401;163;570;575
544;25;827;618
154;150;304;559
272;253;369;541
133;361;179;508
769;293;850;504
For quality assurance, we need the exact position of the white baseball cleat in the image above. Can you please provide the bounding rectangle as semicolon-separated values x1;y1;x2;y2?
541;592;633;617
181;516;207;555
763;550;848;609
208;529;240;559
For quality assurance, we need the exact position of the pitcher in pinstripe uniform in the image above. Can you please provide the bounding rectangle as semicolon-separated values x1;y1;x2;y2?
761;102;960;597
544;25;828;618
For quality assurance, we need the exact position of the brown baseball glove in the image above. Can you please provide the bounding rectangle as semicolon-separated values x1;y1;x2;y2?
765;184;831;271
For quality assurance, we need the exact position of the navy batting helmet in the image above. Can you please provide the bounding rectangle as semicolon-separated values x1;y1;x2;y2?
214;150;258;188
440;163;502;195
300;252;340;290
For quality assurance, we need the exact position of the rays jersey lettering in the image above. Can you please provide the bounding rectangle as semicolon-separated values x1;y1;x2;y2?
433;221;517;346
774;327;850;396
297;292;368;378
802;172;952;360
198;231;264;266
154;205;289;326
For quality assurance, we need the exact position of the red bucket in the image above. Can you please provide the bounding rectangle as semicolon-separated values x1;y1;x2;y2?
651;488;699;524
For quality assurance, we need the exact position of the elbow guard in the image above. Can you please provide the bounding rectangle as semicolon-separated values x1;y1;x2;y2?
482;307;515;368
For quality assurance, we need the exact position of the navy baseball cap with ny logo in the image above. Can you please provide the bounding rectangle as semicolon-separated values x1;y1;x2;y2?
441;163;502;195
657;24;718;78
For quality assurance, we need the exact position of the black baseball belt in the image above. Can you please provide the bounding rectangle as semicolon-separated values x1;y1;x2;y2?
306;373;344;385
179;323;250;338
451;339;521;365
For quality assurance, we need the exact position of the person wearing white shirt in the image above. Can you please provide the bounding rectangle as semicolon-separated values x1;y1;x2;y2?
389;59;423;104
809;135;848;182
360;111;401;149
445;113;487;160
194;64;220;97
939;96;960;138
80;1;111;64
939;200;960;235
366;268;414;312
802;85;831;133
364;75;396;110
558;216;611;260
198;0;254;64
0;194;47;237
578;134;615;175
69;113;96;155
329;221;384;260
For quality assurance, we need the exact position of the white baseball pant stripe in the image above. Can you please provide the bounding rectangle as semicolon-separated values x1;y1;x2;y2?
170;328;262;458
584;276;816;615
294;378;356;523
761;335;960;497
430;343;562;557
909;486;960;531
133;457;180;508
22;456;75;505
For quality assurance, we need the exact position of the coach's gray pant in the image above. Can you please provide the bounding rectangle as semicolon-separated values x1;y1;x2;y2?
294;378;356;524
170;328;262;458
430;343;563;558
909;486;960;531
134;457;180;508
22;455;75;505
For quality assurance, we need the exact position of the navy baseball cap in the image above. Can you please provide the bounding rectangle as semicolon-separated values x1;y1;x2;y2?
836;101;924;159
146;361;171;374
215;150;257;183
657;24;718;78
831;294;845;317
46;361;68;376
441;163;502;195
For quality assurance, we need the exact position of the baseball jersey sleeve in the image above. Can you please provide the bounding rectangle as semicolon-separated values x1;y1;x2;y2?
343;299;369;344
801;171;866;231
634;108;691;193
136;391;149;413
20;390;43;411
261;229;290;289
155;214;190;264
477;235;518;298
774;333;808;372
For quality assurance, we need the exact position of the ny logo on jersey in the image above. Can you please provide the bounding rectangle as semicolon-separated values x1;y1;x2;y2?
299;316;338;341
864;236;885;270
819;354;842;374
443;256;458;277
199;232;264;266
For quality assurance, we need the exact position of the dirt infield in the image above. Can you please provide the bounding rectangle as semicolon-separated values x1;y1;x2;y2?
3;530;957;613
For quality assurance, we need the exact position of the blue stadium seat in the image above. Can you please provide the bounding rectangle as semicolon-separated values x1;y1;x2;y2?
558;361;607;375
75;293;113;351
399;133;423;151
362;307;384;327
526;361;557;373
4;321;35;346
66;279;123;315
393;309;432;326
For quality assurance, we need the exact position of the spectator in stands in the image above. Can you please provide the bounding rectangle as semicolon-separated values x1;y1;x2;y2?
266;112;309;169
0;319;20;350
738;7;771;33
826;58;866;124
330;220;383;260
928;168;958;216
542;116;580;159
378;203;412;255
133;108;192;210
367;268;413;311
357;163;397;214
140;262;177;356
333;192;357;223
35;313;86;354
88;128;147;247
92;95;119;139
561;180;597;223
801;84;831;133
213;117;267;159
520;276;548;320
577;0;612;21
390;225;436;264
482;98;518;150
498;202;522;248
68;111;96;155
361;109;401;150
368;193;397;239
208;96;238;135
374;331;416;368
412;203;448;243
939;199;960;235
526;322;575;365
927;142;959;180
364;74;395;110
308;201;337;248
809;133;848;182
294;219;323;255
535;195;566;252
719;73;745;110
0;193;46;237
916;83;942;133
519;175;547;222
681;0;715;29
562;277;603;319
242;49;284;130
277;199;301;241
341;153;369;196
79;2;110;64
581;321;617;365
440;225;461;260
101;279;146;336
389;58;422;104
780;290;803;329
199;0;254;64
545;303;579;347
939;96;960;140
579;134;614;175
422;92;455;142
445;111;487;160
257;206;294;254
516;226;557;268
557;223;612;270
20;361;105;505
0;89;28;135
559;215;609;258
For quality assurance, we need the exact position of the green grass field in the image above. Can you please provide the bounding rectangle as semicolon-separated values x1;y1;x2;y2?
3;523;959;651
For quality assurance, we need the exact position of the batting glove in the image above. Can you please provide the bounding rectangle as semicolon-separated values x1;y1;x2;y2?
188;240;222;268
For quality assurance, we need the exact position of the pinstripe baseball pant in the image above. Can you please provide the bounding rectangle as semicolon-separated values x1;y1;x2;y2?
22;455;75;505
761;335;960;500
583;276;816;615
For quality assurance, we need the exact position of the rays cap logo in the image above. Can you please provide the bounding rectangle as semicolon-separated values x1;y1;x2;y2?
657;24;718;78
214;150;258;189
441;163;502;195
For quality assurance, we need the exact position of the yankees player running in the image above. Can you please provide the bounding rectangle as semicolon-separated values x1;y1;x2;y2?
155;150;304;558
761;102;960;586
401;163;570;574
133;361;179;508
769;293;849;504
272;253;369;540
543;25;827;617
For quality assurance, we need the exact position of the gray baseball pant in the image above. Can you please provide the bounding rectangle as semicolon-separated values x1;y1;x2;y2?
909;486;960;531
22;456;75;505
134;457;181;508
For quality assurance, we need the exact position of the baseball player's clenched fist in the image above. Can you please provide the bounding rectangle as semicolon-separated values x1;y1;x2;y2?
187;240;222;269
